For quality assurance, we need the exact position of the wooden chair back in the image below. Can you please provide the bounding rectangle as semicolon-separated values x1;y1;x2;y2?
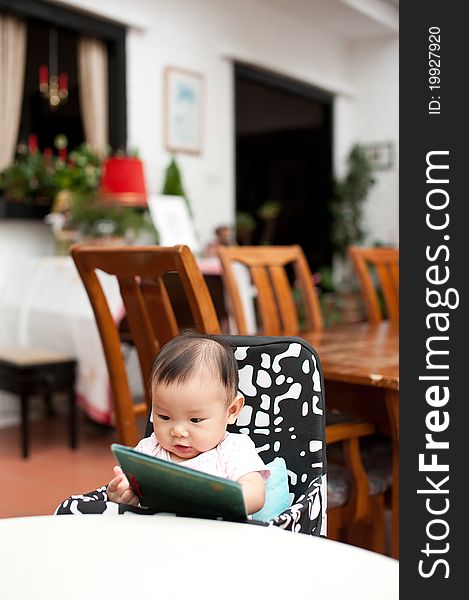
217;245;323;335
348;246;399;324
71;244;221;446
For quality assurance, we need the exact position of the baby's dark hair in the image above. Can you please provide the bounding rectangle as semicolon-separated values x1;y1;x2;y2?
150;331;239;404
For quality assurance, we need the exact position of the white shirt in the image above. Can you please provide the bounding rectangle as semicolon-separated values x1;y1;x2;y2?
135;432;270;482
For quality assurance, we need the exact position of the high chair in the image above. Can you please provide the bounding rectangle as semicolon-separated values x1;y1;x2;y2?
56;334;384;549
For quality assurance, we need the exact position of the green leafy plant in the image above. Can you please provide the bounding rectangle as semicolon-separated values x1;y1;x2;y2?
236;211;256;245
257;199;281;245
64;152;156;241
55;144;102;195
1;137;158;242
161;156;185;196
317;266;336;294
161;155;193;218
329;144;375;257
0;140;102;207
234;200;281;246
0;149;57;204
69;194;147;237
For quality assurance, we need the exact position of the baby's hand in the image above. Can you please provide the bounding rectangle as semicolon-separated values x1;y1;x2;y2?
107;465;139;506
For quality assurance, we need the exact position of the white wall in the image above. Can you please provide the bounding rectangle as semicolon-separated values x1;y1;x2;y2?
347;36;399;246
56;0;398;248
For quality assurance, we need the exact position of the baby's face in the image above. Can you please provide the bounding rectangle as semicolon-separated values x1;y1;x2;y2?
152;374;242;462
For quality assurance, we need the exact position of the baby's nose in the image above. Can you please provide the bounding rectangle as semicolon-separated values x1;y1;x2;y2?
171;424;188;438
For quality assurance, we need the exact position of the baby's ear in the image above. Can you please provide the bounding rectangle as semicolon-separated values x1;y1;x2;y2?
227;394;244;424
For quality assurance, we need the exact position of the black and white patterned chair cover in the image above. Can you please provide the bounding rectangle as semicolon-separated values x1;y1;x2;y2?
56;336;327;537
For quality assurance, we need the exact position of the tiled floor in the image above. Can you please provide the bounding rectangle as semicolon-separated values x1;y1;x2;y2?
0;412;117;518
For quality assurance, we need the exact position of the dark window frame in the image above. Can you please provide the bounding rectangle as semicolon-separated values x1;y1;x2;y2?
235;62;334;105
0;0;126;150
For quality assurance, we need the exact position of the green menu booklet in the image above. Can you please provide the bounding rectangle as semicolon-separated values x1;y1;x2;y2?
111;444;248;521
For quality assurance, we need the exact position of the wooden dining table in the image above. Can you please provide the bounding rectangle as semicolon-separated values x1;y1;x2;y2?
302;321;399;558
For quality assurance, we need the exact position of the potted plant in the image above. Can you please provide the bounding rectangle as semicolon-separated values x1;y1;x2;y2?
235;211;256;245
329;144;375;259
161;155;193;218
325;144;376;322
257;199;281;245
0;136;158;253
0;146;56;219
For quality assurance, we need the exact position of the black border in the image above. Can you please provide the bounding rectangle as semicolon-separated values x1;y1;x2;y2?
401;3;465;594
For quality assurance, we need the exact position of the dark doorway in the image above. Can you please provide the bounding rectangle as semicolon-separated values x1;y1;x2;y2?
235;64;334;271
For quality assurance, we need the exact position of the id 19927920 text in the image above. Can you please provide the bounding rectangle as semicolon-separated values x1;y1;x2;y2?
428;26;441;115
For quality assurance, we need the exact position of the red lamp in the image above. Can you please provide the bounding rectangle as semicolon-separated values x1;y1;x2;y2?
99;157;148;207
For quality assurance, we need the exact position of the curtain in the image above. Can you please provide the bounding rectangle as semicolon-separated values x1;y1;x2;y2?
77;37;109;153
0;14;26;171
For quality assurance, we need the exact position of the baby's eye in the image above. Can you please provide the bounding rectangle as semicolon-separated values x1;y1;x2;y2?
157;414;170;421
190;418;204;423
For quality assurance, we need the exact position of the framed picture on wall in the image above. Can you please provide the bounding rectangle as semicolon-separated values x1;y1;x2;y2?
164;67;204;155
362;141;395;170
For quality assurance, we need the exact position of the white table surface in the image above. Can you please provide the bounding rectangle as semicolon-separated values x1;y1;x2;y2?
0;514;398;599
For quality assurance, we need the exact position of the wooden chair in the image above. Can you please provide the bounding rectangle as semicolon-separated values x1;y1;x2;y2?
217;245;388;553
71;244;221;447
348;246;399;324
217;245;323;335
326;415;387;553
348;245;397;548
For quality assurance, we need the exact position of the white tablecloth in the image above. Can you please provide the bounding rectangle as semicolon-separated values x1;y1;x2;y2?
0;515;399;599
0;256;122;424
0;255;257;424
